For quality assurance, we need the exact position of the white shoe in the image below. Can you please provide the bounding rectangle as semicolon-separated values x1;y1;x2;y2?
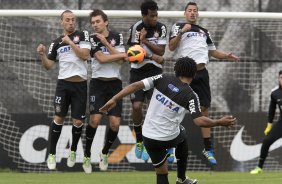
99;152;109;171
82;157;92;174
47;154;56;170
67;151;76;167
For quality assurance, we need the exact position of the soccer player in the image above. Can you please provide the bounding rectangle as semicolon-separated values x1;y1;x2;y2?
250;70;282;174
100;57;236;184
127;0;168;161
169;2;239;165
36;10;91;170
82;9;127;173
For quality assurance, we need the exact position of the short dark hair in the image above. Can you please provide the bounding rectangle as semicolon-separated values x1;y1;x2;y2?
141;0;158;15
60;10;73;20
184;2;198;11
89;9;108;23
279;70;282;76
174;57;197;78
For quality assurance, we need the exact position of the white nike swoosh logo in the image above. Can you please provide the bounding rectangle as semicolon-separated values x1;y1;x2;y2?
230;126;282;162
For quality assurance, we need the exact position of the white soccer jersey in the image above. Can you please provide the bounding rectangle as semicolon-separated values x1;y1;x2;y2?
170;23;216;65
128;20;167;69
141;74;202;141
48;30;91;80
90;31;125;79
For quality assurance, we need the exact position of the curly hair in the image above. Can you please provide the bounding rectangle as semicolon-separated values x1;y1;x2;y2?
174;57;197;78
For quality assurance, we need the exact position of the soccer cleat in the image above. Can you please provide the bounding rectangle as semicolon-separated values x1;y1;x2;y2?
176;177;198;184
250;166;263;174
167;148;175;163
141;147;150;161
67;151;76;167
202;149;217;165
82;156;92;174
47;154;56;170
99;152;109;171
135;142;144;159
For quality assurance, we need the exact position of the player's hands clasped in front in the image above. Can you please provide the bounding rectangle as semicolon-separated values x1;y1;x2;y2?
218;115;236;127
182;23;192;32
99;99;117;113
61;35;72;45
95;33;108;46
140;28;147;42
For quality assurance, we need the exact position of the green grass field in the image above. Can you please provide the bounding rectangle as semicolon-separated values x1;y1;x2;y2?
1;171;281;184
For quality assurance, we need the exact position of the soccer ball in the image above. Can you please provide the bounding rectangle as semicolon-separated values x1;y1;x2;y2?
127;45;146;63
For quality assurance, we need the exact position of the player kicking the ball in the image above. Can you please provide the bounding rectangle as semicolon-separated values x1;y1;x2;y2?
100;57;236;184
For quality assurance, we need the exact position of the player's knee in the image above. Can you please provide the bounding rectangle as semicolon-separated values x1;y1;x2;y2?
73;119;84;127
155;163;168;174
132;102;142;111
54;116;64;124
109;122;120;132
89;119;99;128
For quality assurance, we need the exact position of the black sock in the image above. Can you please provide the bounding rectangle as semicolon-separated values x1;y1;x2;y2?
258;139;271;169
84;125;97;157
49;121;62;155
176;140;188;181
133;123;142;143
203;137;212;150
177;158;187;181
71;124;83;152
156;173;169;184
102;128;118;155
258;158;265;169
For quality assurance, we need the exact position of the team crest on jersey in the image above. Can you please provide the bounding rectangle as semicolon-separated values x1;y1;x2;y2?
154;31;159;38
73;36;80;43
110;39;116;47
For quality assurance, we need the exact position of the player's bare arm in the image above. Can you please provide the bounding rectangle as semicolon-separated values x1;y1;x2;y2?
169;24;191;51
193;115;236;128
99;81;145;113
140;28;165;56
36;44;55;70
95;51;127;64
62;35;90;60
151;54;164;65
209;50;240;62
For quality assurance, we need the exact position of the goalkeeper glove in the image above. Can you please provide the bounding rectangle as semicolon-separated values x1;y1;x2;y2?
264;123;273;135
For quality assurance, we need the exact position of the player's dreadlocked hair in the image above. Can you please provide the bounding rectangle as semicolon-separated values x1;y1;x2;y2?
174;57;197;78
